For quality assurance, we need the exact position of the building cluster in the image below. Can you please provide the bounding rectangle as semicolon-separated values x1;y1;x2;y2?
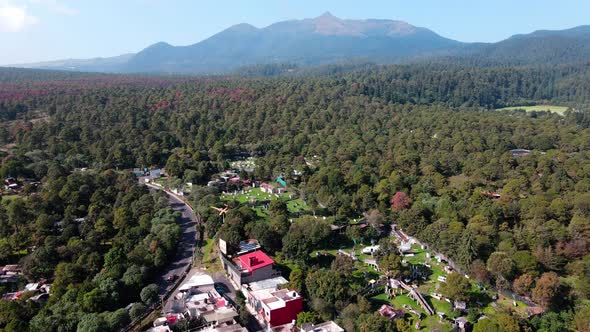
0;265;51;303
150;273;243;332
218;239;344;332
2;177;39;194
207;171;251;190
148;237;343;332
0;264;21;284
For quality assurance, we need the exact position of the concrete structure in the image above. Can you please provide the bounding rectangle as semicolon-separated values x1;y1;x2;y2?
204;323;248;332
184;290;238;325
147;325;172;332
247;288;303;327
178;272;215;292
300;321;344;332
361;245;380;255
242;276;289;294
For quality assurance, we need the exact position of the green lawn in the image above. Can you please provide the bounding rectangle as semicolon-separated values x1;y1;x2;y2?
429;297;457;318
154;177;168;186
497;105;570;115
222;186;310;218
286;198;309;214
1;195;19;202
417;315;454;332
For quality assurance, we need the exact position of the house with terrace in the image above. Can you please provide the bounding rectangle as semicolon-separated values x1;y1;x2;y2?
246;288;303;327
219;249;282;286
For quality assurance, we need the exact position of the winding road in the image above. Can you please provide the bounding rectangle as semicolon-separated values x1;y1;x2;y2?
144;181;199;297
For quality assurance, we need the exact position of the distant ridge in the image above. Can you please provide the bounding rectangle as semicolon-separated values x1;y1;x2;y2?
8;14;590;74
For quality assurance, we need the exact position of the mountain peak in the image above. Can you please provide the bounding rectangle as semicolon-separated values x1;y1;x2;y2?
318;11;338;19
145;42;173;50
226;23;259;33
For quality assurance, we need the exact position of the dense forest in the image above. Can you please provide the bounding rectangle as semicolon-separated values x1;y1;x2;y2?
0;63;589;331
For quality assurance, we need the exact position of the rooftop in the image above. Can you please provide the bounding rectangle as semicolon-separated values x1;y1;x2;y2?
251;288;300;310
210;323;248;332
202;306;238;323
301;321;344;332
237;250;274;273
178;273;214;291
237;239;261;255
245;276;288;291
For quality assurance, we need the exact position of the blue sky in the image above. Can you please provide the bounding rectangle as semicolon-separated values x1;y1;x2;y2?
1;0;589;65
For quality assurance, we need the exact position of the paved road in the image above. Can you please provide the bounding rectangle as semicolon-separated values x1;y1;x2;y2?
143;181;199;298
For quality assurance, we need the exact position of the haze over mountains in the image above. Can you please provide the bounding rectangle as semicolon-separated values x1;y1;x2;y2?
12;12;590;74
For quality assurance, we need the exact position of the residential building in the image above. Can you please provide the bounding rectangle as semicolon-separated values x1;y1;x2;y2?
164;272;239;330
178;273;215;293
247;288;303;327
378;304;405;320
453;317;469;332
205;323;248;332
241;276;289;296
220;250;281;285
300;321;344;332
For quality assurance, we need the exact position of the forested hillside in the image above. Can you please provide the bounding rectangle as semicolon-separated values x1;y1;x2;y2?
0;64;589;331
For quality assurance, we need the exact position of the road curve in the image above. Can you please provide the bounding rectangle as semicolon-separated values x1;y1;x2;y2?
144;182;199;298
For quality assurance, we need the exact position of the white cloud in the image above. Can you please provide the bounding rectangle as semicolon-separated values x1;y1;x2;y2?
0;3;38;32
29;0;78;15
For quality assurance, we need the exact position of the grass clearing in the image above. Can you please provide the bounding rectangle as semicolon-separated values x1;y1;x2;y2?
201;238;222;272
1;195;19;202
497;105;570;115
221;187;309;215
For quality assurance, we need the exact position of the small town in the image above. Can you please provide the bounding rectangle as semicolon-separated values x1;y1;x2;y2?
117;160;547;332
1;4;589;331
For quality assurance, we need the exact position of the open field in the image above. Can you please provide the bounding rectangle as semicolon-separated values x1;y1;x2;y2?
221;186;310;215
496;105;570;115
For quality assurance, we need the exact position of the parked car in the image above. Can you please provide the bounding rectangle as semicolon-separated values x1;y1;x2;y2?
214;282;228;295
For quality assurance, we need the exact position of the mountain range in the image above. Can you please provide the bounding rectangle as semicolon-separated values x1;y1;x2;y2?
11;12;590;74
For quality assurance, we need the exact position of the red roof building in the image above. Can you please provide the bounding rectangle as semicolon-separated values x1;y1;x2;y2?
238;251;275;273
222;250;281;285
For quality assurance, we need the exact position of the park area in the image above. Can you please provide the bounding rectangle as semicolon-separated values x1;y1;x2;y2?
220;185;310;217
496;105;570;115
318;241;532;331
